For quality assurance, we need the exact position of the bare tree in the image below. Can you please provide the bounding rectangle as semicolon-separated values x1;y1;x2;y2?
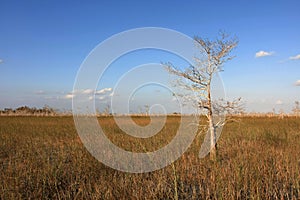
103;104;111;116
164;32;242;161
144;105;150;116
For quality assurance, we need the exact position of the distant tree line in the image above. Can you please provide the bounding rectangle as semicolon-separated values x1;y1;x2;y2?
0;105;57;116
0;101;299;117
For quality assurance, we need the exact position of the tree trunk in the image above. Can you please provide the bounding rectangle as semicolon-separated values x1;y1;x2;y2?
208;115;217;161
207;82;217;161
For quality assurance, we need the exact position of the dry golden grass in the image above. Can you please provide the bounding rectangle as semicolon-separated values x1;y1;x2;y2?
0;116;299;199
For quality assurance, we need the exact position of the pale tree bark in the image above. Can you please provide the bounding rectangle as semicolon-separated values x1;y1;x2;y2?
165;31;241;161
207;83;218;160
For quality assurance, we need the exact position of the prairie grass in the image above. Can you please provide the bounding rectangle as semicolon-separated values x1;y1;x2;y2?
0;116;299;199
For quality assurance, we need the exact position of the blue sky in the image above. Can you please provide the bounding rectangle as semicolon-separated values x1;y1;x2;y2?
0;0;299;113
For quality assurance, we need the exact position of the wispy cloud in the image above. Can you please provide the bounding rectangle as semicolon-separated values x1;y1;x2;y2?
109;91;114;97
275;100;283;105
64;94;74;99
255;51;274;58
0;59;3;64
98;96;106;100
35;90;46;95
63;88;113;100
295;80;300;86
88;96;94;100
289;54;300;60
44;96;59;100
96;88;112;95
82;89;94;94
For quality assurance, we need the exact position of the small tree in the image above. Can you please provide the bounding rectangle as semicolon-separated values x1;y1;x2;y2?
103;104;111;116
165;32;242;161
144;105;150;116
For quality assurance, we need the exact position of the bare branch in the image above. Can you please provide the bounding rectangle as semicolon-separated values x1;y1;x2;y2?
164;31;241;161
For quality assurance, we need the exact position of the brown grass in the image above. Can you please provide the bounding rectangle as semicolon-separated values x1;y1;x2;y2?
0;116;299;199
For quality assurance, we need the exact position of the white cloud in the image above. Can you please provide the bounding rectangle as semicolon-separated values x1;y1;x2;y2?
96;88;112;95
295;80;300;86
0;59;3;64
289;54;300;60
82;89;94;94
275;100;283;105
255;51;274;58
63;88;113;100
64;94;74;99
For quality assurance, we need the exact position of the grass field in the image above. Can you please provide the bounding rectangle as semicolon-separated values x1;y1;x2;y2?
0;116;300;199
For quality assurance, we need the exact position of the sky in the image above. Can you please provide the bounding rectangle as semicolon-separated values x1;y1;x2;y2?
0;0;300;113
